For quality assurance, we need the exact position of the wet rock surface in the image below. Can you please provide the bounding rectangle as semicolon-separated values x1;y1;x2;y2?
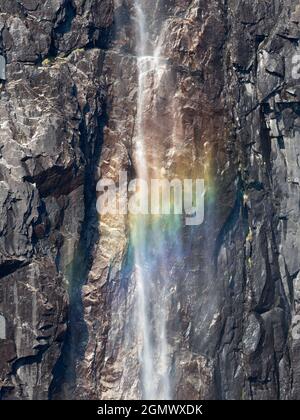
0;0;300;400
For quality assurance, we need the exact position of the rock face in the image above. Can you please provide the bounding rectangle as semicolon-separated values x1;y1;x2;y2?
0;0;300;400
0;0;112;399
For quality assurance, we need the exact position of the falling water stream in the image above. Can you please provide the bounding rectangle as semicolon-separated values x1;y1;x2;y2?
131;0;177;400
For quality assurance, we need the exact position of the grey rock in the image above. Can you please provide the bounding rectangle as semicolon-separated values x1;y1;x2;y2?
0;55;5;80
0;0;300;401
0;314;6;340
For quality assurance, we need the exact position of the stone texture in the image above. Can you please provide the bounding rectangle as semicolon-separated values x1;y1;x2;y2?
0;0;112;400
0;0;300;400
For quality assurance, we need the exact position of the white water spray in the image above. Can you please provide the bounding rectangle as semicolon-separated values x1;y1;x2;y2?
132;0;172;400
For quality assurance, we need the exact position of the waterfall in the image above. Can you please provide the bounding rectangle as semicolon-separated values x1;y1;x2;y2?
132;0;173;400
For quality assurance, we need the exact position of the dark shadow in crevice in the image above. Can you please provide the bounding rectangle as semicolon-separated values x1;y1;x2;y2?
0;259;29;280
48;94;108;400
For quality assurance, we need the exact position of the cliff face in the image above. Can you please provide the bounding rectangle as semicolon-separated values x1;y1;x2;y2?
0;0;300;400
0;0;113;399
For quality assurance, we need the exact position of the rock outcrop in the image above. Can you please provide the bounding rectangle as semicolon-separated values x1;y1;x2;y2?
0;0;112;399
0;0;300;400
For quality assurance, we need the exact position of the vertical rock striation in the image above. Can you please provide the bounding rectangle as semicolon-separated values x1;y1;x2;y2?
0;0;113;399
0;0;300;400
